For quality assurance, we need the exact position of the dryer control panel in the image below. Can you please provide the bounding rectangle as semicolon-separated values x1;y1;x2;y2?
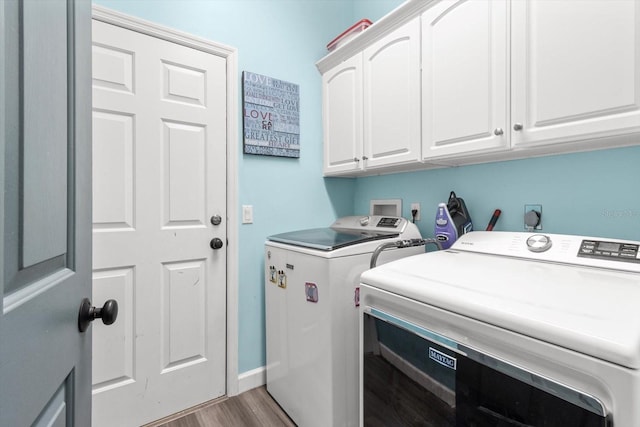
451;232;640;273
578;240;640;263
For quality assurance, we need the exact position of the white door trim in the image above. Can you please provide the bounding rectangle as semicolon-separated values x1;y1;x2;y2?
91;5;240;397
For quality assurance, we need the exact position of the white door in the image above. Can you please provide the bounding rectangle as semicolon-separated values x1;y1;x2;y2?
511;0;640;147
363;16;421;169
421;0;508;160
1;0;94;425
91;19;228;427
322;53;364;175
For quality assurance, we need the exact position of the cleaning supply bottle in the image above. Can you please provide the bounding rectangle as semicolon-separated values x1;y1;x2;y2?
434;191;473;249
434;203;457;249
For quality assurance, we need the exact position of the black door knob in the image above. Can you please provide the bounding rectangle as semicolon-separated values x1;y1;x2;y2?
78;298;118;333
210;237;224;250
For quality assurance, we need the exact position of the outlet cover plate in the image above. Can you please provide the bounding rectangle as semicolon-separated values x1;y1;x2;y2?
524;204;542;230
410;203;421;221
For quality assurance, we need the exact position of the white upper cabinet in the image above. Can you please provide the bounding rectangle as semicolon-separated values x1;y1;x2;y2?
363;17;421;169
422;0;508;160
511;1;640;148
322;53;363;175
320;17;421;176
318;0;640;176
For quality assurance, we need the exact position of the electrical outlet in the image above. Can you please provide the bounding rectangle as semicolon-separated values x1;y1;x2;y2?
411;203;420;221
524;204;542;230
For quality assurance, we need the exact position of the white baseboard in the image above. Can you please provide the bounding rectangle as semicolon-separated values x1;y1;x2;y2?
236;366;266;395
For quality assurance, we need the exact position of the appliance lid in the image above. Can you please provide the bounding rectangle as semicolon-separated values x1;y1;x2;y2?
267;227;398;251
361;232;640;370
267;216;411;251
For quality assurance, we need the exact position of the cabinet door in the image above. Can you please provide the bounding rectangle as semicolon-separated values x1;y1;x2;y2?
322;53;363;175
363;17;421;169
421;0;508;160
511;1;640;148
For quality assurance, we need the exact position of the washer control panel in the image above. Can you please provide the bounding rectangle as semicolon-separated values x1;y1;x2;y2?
332;215;407;233
578;239;640;263
376;217;401;228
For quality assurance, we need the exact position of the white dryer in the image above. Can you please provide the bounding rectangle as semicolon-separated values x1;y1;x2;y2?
265;216;423;427
360;231;640;426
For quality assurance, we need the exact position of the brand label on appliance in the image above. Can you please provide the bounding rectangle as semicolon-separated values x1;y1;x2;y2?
429;347;456;370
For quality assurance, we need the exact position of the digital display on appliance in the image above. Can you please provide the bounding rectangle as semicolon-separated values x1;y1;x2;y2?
597;242;620;252
377;217;399;228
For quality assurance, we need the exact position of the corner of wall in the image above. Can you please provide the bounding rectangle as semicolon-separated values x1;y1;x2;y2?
236;366;266;395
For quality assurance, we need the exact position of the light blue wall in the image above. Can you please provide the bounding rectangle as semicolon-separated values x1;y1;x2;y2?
92;0;640;380
91;0;403;375
353;0;405;22
354;145;640;242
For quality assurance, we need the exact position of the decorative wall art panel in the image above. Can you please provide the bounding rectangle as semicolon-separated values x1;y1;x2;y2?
243;71;300;158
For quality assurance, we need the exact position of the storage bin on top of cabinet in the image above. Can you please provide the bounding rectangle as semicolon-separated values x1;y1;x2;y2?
322;17;421;176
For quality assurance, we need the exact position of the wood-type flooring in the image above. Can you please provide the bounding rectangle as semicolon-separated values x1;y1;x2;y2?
145;386;296;427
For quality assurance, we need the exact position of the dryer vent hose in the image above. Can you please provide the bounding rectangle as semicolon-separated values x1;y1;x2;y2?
370;238;443;269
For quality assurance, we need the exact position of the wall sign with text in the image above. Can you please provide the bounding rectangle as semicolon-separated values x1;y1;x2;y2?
242;71;300;158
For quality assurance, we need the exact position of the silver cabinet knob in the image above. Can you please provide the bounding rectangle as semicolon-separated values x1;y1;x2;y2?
353;157;360;162
494;128;504;136
513;123;523;131
362;155;368;160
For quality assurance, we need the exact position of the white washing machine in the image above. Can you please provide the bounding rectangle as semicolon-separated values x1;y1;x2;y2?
265;215;424;427
359;231;640;426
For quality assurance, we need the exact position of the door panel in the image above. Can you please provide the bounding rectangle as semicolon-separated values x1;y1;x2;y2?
363;17;421;168
1;0;93;426
322;54;363;174
161;260;207;369
162;62;207;106
91;19;227;427
162;121;207;226
511;0;640;147
22;0;69;268
32;381;71;427
92;267;135;389
421;0;508;160
92;111;135;230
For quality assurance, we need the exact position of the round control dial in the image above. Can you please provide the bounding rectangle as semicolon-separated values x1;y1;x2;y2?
526;234;552;252
359;216;370;226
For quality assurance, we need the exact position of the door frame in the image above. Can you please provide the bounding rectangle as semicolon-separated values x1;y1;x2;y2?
91;5;240;396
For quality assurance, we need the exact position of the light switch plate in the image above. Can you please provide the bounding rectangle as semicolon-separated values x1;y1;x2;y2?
242;205;253;224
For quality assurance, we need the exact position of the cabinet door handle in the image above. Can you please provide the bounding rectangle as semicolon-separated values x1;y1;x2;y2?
353;157;360;162
513;123;523;131
494;128;504;136
362;156;368;160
